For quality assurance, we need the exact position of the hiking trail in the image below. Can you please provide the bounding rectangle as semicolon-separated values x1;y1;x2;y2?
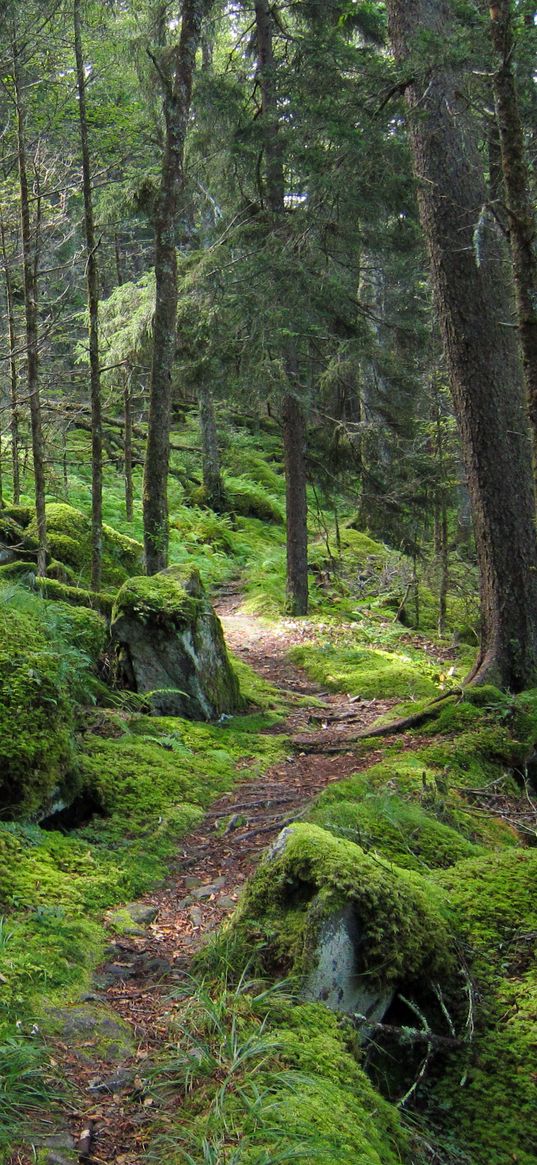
12;597;397;1165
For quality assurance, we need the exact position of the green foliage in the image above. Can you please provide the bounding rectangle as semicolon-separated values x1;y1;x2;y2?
34;576;114;617
148;983;410;1165
222;476;285;525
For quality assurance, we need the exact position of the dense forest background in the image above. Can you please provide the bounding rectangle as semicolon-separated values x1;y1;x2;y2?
0;3;536;1165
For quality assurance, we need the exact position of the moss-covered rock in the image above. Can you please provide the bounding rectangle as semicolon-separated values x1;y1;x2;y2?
111;570;242;719
34;576;114;617
27;503;143;588
1;504;32;528
216;822;455;1010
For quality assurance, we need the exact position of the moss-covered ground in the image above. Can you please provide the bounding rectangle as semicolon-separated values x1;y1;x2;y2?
0;416;533;1165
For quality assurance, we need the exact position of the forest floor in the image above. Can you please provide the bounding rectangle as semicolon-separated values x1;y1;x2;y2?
11;596;434;1165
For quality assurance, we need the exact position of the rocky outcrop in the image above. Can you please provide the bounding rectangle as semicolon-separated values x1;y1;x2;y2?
111;567;242;719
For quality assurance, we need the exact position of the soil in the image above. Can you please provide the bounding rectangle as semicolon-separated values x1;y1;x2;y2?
8;599;402;1165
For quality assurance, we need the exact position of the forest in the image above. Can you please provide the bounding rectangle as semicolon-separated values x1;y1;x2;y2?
0;0;536;1162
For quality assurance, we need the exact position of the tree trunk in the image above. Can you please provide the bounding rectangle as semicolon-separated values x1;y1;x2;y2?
254;0;308;614
13;42;47;575
124;373;134;523
74;0;102;591
488;0;537;461
143;0;208;574
198;382;225;511
0;220;20;504
386;0;537;691
283;390;309;615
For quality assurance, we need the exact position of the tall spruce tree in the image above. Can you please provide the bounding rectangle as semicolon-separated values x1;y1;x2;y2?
386;0;537;690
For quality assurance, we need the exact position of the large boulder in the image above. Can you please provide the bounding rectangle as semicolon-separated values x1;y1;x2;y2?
215;823;455;1023
111;567;242;719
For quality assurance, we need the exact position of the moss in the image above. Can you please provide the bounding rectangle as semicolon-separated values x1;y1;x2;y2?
1;504;32;528
47;602;107;662
0;513;27;546
339;527;391;564
0;596;74;818
431;970;537;1165
34;577;114;617
289;641;438;699
0;560;35;582
45;557;77;583
263;1002;410;1165
435;849;537;959
426;852;537;1165
112;573;202;629
27;503;143;588
309;793;483;871
47;532;85;570
153;986;410;1165
223;474;285;524
221;822;454;989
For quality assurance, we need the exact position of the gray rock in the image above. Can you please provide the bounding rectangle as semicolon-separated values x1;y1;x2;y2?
125;902;158;924
110;568;242;719
190;877;226;899
302;903;393;1027
107;901;158;933
45;1004;133;1063
88;1067;134;1094
38;1132;75;1150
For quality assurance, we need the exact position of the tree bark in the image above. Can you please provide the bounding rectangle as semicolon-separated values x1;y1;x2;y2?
74;0;103;591
0;220;20;504
198;382;225;511
254;0;308;615
143;0;208;574
283;389;309;616
124;373;134;523
488;0;537;462
386;0;537;691
13;40;47;575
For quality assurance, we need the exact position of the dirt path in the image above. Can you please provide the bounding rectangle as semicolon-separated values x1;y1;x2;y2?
15;601;394;1165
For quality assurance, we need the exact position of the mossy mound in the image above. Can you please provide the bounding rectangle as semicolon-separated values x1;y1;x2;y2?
27;502;143;587
424;851;537;1165
289;640;438;699
0;511;38;563
215;822;454;995
309;792;483;871
0;504;32;528
223;474;285;524
167;989;411;1165
111;570;242;718
0;595;74;818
